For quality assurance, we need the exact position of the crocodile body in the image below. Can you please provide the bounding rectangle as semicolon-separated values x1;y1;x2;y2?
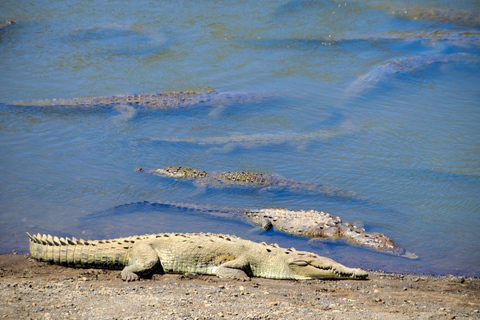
88;201;416;258
135;166;366;201
250;30;480;50
10;91;274;111
388;6;480;28
346;53;480;97
27;232;368;281
243;208;417;259
146;111;355;150
150;129;347;149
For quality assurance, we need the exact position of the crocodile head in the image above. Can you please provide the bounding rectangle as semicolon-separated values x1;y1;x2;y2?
135;166;207;179
283;251;368;280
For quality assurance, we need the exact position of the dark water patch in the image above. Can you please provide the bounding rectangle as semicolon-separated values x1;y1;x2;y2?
0;102;119;118
84;201;245;221
58;23;169;56
395;168;480;185
78;202;258;243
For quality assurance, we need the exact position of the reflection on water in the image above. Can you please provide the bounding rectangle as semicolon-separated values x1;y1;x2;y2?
0;0;479;276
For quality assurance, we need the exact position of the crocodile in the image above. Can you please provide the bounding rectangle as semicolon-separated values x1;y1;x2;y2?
242;207;417;259
146;117;356;151
250;30;480;50
87;201;416;258
27;232;368;281
346;53;480;98
9;91;275;113
149;129;348;150
0;20;15;31
135;166;367;201
386;6;480;28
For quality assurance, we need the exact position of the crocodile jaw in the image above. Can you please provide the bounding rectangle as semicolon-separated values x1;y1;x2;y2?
135;167;180;178
287;253;368;280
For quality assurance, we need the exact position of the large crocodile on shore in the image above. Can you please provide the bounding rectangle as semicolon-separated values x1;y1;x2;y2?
27;232;368;281
9;91;275;113
88;201;416;258
135;166;366;201
346;53;480;98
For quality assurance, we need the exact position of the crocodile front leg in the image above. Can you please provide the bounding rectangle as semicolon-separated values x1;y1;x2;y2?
214;257;251;281
121;243;160;281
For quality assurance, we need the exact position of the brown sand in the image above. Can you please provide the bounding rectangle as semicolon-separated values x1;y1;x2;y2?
0;254;479;319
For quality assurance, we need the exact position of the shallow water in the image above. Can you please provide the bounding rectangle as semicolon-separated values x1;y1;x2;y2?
0;0;479;276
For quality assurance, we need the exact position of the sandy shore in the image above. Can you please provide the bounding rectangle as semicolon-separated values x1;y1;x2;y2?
0;254;479;319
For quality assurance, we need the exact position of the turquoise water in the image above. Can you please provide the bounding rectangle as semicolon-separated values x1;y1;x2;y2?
0;0;479;276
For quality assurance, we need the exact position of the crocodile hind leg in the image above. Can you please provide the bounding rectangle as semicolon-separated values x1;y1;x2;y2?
121;243;160;281
215;257;251;281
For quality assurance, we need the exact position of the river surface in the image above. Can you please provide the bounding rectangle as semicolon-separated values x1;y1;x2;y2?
0;0;479;276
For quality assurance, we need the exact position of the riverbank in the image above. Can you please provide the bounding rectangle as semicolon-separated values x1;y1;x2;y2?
0;254;479;319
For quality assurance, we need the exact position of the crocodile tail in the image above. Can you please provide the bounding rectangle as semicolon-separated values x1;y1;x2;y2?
27;232;129;269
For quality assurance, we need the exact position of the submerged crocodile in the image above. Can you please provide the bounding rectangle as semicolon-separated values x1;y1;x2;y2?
387;6;480;28
346;53;480;97
10;91;274;112
135;166;366;201
0;20;15;31
251;30;480;50
27;232;368;281
148;129;349;151
146;117;356;151
88;201;416;258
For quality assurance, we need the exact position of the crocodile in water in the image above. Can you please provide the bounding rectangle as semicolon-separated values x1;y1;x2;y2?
387;6;480;28
148;128;353;151
0;20;15;31
135;166;366;201
87;201;417;259
27;232;368;281
9;91;275;113
346;53;480;98
146;117;356;152
250;30;480;50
